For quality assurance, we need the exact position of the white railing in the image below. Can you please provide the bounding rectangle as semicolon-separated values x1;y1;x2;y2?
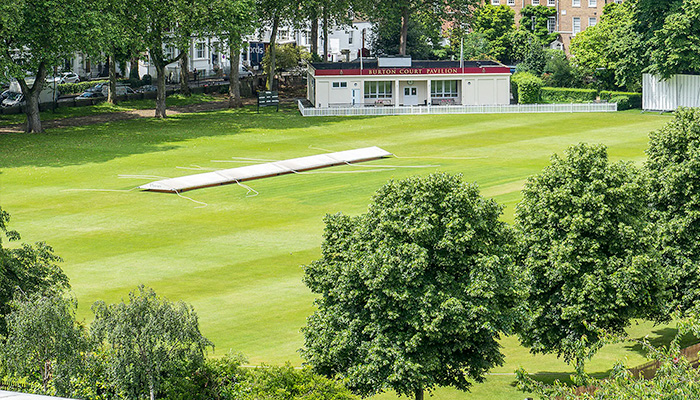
297;100;618;117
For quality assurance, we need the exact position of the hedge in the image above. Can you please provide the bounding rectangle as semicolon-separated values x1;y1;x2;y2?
541;87;597;103
57;80;108;95
600;90;642;109
512;72;543;104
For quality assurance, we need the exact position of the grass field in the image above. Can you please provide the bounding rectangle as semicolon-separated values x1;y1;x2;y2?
0;106;676;399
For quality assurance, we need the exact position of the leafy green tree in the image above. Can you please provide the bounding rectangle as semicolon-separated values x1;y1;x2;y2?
1;293;88;396
447;31;491;61
361;0;477;56
91;286;212;400
0;207;69;337
262;44;312;75
520;5;558;45
646;108;700;315
257;0;298;90
515;144;667;368
129;0;206;117
543;50;581;88
648;0;700;79
370;13;443;60
241;364;357;400
0;0;95;132
206;0;256;108
470;4;515;61
301;173;522;400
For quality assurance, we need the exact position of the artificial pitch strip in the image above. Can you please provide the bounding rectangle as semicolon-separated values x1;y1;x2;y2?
138;147;393;193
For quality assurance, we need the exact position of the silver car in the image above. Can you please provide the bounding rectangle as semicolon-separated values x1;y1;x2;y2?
59;72;80;84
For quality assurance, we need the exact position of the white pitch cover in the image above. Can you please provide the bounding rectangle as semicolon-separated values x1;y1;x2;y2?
139;146;393;193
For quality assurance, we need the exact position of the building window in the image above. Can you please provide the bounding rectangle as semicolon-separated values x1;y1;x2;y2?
364;81;392;98
491;0;499;4
573;0;580;6
547;16;557;33
548;0;555;5
348;31;353;45
531;16;536;30
332;82;347;88
573;17;581;35
588;0;596;6
532;0;539;4
588;17;597;27
508;0;515;4
195;42;206;59
431;80;458;98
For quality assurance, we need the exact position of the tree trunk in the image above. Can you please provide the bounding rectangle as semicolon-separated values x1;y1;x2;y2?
18;61;47;133
323;7;329;62
149;380;155;400
311;18;319;58
130;58;140;80
415;388;424;400
179;45;191;96
267;15;279;91
229;37;243;108
108;52;118;104
399;6;410;56
155;62;167;118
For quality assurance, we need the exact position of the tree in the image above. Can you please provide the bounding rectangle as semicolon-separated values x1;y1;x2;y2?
1;293;88;396
129;0;205;118
519;5;558;45
648;0;700;79
301;173;522;400
515;144;667;368
0;0;95;132
91;286;212;400
206;0;256;108
470;4;515;62
0;207;69;337
646;108;700;315
257;0;297;90
361;0;477;56
371;11;444;60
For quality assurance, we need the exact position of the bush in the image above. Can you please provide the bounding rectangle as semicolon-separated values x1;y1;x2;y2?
600;90;642;109
57;80;108;95
140;74;152;86
611;95;631;110
541;87;597;103
512;72;543;104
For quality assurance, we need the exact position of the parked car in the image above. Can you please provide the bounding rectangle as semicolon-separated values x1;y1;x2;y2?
138;85;157;93
77;91;104;99
59;72;80;84
238;66;253;78
0;90;10;102
100;84;136;96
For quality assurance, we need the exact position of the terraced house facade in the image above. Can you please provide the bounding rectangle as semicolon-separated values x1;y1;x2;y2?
486;0;624;51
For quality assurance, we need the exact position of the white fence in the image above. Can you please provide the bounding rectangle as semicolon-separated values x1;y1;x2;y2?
297;101;617;117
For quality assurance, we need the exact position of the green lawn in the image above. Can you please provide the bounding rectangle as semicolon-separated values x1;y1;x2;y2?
0;107;675;399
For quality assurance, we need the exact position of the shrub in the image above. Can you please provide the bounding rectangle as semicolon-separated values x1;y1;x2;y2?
140;74;152;86
512;72;543;104
600;90;642;109
611;95;631;110
57;80;109;95
541;87;597;103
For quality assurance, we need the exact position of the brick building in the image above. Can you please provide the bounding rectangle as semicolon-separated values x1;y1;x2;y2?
486;0;624;52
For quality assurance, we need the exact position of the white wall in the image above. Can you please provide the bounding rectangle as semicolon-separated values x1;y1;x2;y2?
643;73;700;111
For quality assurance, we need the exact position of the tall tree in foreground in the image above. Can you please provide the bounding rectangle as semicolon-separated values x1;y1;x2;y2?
0;0;94;132
257;0;297;90
129;0;205;118
1;293;88;396
302;173;522;400
207;0;256;108
515;144;667;369
648;0;700;79
91;286;212;400
646;108;700;315
0;207;69;337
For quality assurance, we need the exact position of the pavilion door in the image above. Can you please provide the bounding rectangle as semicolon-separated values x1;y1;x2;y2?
352;89;360;106
404;86;418;106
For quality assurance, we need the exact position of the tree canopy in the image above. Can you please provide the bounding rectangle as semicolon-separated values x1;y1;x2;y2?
515;144;667;366
301;173;522;400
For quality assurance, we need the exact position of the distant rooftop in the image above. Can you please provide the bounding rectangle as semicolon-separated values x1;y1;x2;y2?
310;59;505;70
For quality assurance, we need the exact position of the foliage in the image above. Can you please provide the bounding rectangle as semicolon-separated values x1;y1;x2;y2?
240;364;358;400
516;317;700;399
302;173;522;399
91;286;212;400
520;5;558;45
57;80;110;95
370;11;443;60
543;50;582;88
599;91;642;109
262;44;312;75
646;108;700;315
515;144;667;365
505;29;537;64
0;207;69;337
470;5;515;61
1;293;88;396
515;37;548;75
512;72;542;104
540;87;597;103
648;0;700;79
